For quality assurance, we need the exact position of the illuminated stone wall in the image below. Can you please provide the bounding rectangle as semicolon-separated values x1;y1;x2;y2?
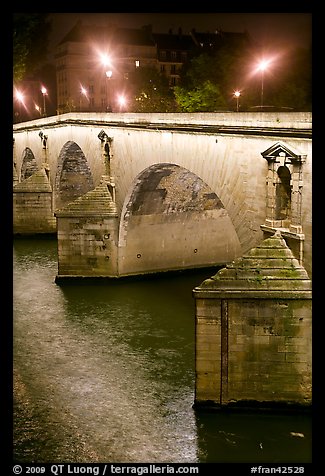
13;168;56;234
193;231;312;410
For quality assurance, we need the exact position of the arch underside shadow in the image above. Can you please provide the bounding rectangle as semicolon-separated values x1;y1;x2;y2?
55;141;94;211
118;163;242;276
20;147;39;181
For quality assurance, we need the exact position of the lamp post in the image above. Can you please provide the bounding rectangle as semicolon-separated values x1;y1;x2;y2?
234;90;241;112
105;69;113;112
100;54;113;112
41;86;47;116
79;86;88;111
256;60;271;109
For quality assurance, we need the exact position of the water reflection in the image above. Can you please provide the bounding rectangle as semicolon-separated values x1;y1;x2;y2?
13;238;312;463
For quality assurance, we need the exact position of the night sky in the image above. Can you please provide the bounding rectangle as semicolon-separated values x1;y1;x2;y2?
48;12;312;53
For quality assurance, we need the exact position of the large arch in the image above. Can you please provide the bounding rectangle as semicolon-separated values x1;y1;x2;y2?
54;141;95;211
118;163;242;276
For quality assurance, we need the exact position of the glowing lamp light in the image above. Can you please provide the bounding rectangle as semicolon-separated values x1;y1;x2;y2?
41;86;48;116
16;90;24;103
257;59;271;73
117;95;127;110
233;90;241;112
256;58;273;108
100;54;112;68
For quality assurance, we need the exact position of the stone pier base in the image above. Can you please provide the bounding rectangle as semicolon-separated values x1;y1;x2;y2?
193;231;312;411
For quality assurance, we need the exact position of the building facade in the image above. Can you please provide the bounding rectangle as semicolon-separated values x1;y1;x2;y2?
54;22;250;113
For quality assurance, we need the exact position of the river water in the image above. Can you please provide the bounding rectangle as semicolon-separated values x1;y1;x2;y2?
13;237;312;464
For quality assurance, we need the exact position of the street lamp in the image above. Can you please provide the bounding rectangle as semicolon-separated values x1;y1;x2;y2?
233;90;241;112
256;59;271;109
100;54;113;112
41;86;47;116
79;85;88;111
15;90;24;121
117;94;127;111
105;69;113;112
35;104;42;116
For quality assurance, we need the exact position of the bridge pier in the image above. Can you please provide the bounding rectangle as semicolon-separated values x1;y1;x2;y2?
192;231;312;411
13;167;56;234
55;178;119;278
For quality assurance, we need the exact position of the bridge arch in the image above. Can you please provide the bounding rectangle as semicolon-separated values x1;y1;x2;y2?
54;141;95;210
118;163;242;276
20;147;39;181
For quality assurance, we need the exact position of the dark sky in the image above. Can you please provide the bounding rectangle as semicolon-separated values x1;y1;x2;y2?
48;12;312;51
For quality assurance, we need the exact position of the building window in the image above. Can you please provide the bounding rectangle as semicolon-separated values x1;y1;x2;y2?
135;60;140;68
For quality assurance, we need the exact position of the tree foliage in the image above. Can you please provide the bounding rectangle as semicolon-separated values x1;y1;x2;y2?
174;80;227;112
174;39;253;111
127;66;177;112
173;40;311;112
13;13;52;83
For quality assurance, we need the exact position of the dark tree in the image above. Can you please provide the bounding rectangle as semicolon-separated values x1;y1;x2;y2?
174;36;253;112
269;46;312;111
13;13;52;83
127;66;177;112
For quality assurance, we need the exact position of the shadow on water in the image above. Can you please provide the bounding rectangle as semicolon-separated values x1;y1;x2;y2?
195;410;312;463
13;237;312;463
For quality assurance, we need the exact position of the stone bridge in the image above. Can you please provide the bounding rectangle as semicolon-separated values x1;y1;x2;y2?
13;112;312;278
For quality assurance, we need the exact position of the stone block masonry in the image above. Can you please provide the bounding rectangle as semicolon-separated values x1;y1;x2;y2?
193;231;312;410
55;180;119;278
13;168;56;234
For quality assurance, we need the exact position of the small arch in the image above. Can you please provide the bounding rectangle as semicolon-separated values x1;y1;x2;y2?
262;141;306;232
55;141;94;210
275;165;291;221
20;147;39;181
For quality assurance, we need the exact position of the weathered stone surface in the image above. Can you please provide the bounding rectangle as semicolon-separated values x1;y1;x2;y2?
55;182;119;277
55;181;118;217
196;231;311;293
13;168;52;193
13;169;56;234
193;231;312;410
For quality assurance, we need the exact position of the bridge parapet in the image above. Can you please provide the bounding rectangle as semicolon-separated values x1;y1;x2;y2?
13;111;312;136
